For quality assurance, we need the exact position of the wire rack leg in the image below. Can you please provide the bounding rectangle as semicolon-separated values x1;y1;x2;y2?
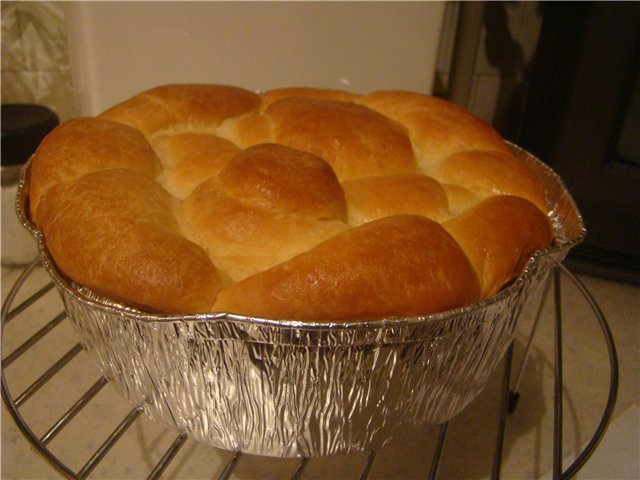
360;450;376;480
218;451;242;480
509;273;553;413
146;433;188;480
492;342;514;479
427;422;448;480
553;267;563;479
291;457;309;480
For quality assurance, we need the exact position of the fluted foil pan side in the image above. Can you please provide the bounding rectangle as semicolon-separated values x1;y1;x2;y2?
17;146;584;457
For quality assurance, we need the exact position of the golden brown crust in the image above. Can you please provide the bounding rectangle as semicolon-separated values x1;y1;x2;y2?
217;144;347;221
433;150;548;211
213;215;481;321
36;169;221;313
180;151;349;282
443;195;553;297
29;84;554;320
342;174;449;225
152;133;241;198
29;117;162;221
100;84;260;137
261;87;360;109
216;112;274;148
266;97;415;180
356;91;511;169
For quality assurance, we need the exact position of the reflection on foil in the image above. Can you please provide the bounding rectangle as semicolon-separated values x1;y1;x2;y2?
17;146;584;457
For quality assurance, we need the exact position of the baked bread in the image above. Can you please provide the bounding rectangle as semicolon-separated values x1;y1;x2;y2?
29;84;553;320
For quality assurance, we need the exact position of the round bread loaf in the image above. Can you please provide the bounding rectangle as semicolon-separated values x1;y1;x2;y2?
29;84;553;320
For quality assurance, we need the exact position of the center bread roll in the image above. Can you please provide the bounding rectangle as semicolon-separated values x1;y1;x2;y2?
181;143;349;282
29;84;554;320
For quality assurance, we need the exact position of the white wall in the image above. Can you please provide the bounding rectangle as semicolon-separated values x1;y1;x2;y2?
65;2;445;115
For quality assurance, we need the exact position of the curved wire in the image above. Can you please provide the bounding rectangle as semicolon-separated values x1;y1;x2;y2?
1;258;80;479
560;265;619;479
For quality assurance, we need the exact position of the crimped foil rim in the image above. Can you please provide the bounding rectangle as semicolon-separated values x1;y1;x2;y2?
17;144;585;332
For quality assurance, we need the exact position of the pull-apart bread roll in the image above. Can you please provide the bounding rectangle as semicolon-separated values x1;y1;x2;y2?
29;84;553;320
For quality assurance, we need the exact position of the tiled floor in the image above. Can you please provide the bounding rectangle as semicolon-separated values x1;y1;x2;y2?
2;263;638;479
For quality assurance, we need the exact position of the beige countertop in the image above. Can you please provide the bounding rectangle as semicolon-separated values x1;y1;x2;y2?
2;262;638;479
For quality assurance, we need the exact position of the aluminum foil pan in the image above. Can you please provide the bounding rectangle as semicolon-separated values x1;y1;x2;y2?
17;145;584;457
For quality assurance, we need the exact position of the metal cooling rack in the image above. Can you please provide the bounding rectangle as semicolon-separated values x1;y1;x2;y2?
2;258;619;479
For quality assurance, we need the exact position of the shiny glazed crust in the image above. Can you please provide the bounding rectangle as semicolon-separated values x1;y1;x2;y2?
29;84;553;319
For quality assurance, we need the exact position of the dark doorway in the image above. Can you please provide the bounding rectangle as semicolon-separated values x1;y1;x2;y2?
516;2;640;283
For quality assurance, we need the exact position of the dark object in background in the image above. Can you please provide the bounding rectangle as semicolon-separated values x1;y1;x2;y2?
1;103;59;265
481;1;526;141
517;2;640;284
2;104;59;166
